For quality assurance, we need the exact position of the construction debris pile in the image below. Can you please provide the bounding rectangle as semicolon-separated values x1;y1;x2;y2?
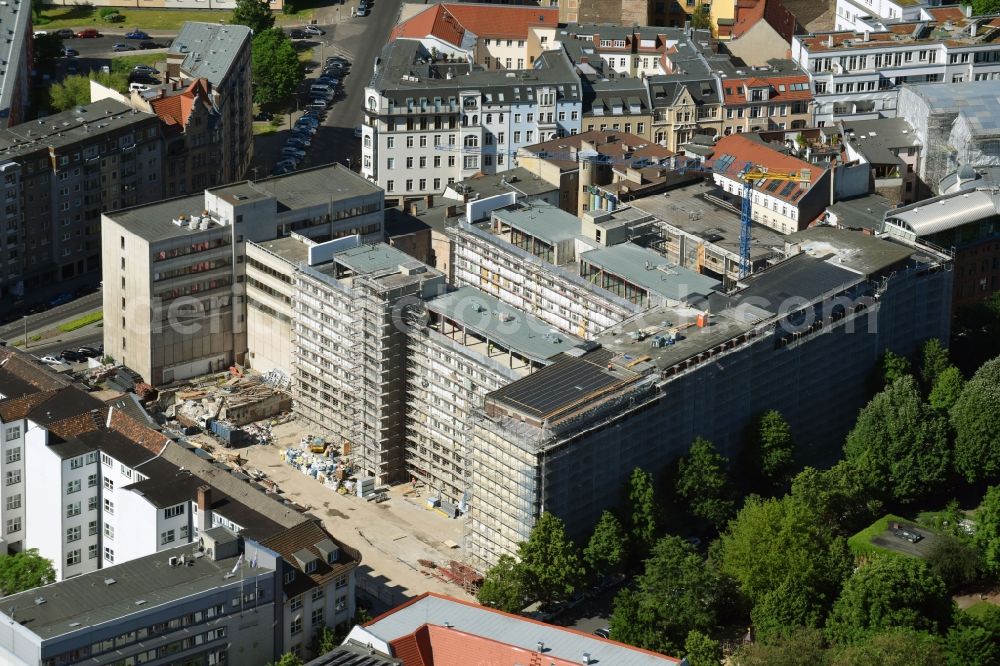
282;436;356;492
418;560;483;593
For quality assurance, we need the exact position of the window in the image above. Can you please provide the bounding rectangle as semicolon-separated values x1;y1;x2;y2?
419;179;426;190
66;502;81;518
5;425;21;440
70;456;83;470
66;550;81;566
6;517;21;534
87;473;97;488
311;587;325;602
105;524;115;539
463;155;479;169
6;447;20;464
88;496;98;511
386;180;395;192
104;478;114;491
104;547;114;563
336;594;348;612
104;498;114;515
433;156;441;167
89;544;98;559
161;530;175;545
101;453;112;467
335;575;348;589
285;570;296;585
406;157;413;169
5;494;20;510
67;480;81;494
433;178;441;190
405;179;413;191
386;137;395;148
290;616;303;636
290;594;303;611
164;504;185;519
89;520;98;536
514;131;521;143
66;526;81;542
311;607;324;626
419;157;426;168
386;158;394;170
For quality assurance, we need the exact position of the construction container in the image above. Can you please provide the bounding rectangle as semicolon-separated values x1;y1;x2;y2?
696;313;707;328
209;419;245;446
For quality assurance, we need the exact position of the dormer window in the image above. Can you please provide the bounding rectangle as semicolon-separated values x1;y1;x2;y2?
305;560;318;574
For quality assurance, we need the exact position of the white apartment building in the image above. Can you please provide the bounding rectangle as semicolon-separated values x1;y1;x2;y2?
363;40;582;200
792;7;1000;125
834;0;953;31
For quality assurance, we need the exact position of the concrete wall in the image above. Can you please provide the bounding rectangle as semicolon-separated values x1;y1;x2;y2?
24;438;68;580
726;21;791;67
0;418;27;552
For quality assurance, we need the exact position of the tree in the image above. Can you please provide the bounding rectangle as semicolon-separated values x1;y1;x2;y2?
967;2;1000;18
951;357;1000;482
751;410;795;488
929;366;965;412
926;534;981;592
675;437;734;528
517;512;583;606
232;0;275;34
684;629;722;666
921;339;952;389
0;550;55;596
945;604;1000;666
973;485;1000;577
609;536;728;655
750;577;827;643
881;350;913;387
627;467;658;563
690;3;712;30
267;654;303;666
583;510;625;577
251;28;302;106
844;376;950;503
48;75;92;112
825;557;953;645
477;554;527;612
718;495;852;609
829;628;946;666
310;625;338;656
790;462;882;530
732;627;830;666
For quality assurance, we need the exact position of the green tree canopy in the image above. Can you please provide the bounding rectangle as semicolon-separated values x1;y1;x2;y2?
926;533;981;592
825;557;953;645
790;461;882;530
750;577;828;643
251;29;302;106
750;410;796;488
609;536;729;655
476;554;527;612
684;629;722;666
517;512;584;606
881;350;913;387
945;604;1000;666
844;375;950;503
267;654;303;666
718;495;852;608
626;467;658;563
921;339;952;389
583;510;626;577
676;437;735;528
951;357;1000;481
732;627;830;666
48;75;92;112
0;550;55;596
232;0;275;34
930;366;965;413
829;628;946;666
973;485;1000;577
32;34;64;73
967;1;1000;18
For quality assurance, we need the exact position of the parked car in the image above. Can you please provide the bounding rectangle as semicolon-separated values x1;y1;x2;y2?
326;56;350;66
49;292;73;307
287;137;311;150
593;628;611;639
66;64;79;75
113;43;136;52
139;41;161;50
33;30;48;38
55;29;76;39
76;29;101;38
78;346;101;358
60;350;85;363
281;147;306;160
125;29;149;40
38;355;61;365
316;77;339;87
129;72;158;84
275;159;298;170
296;114;320;124
62;47;78;57
133;64;159;75
289;29;306;39
356;5;369;16
304;25;325;36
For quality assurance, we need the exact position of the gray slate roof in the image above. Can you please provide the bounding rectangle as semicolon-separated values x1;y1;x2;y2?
169;22;251;88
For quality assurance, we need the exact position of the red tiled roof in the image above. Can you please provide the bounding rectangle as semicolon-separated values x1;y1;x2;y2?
389;626;434;666
721;75;812;105
732;0;798;42
149;79;212;129
108;407;171;456
0;389;59;422
390;3;558;46
261;519;361;597
712;134;825;203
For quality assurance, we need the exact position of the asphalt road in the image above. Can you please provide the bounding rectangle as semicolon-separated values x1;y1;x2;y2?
0;292;102;341
252;0;405;175
22;334;104;360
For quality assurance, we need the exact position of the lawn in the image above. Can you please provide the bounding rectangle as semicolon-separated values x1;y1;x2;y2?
110;53;165;74
58;311;103;333
35;7;311;31
848;513;919;558
963;600;997;619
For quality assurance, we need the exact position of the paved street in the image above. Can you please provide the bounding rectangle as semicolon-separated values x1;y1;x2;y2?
252;0;407;175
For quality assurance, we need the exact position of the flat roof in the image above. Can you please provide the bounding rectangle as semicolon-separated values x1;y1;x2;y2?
450;167;557;199
0;541;268;641
493;203;582;245
0;0;30;116
426;286;584;363
251;236;310;265
335;243;424;276
731;253;862;312
842;118;918;165
109;193;219;244
629;182;787;260
364;593;681;665
826;194;895;231
788;226;917;275
0;99;154;157
169;22;251;87
579;243;721;302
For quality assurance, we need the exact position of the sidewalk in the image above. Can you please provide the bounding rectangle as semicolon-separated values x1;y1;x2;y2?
15;309;104;352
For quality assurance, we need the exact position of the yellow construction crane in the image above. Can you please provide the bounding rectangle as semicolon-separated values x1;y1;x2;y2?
737;165;812;278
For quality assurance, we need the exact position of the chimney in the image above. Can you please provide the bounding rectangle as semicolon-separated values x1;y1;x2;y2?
197;485;213;531
407;201;419;215
446;204;459;217
582;653;592;665
966;3;973;17
826;34;834;47
424;194;434;208
863;30;870;42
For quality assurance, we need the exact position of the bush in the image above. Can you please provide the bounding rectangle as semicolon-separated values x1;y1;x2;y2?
98;7;120;18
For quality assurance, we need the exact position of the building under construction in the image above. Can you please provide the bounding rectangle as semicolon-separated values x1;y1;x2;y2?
465;227;953;568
